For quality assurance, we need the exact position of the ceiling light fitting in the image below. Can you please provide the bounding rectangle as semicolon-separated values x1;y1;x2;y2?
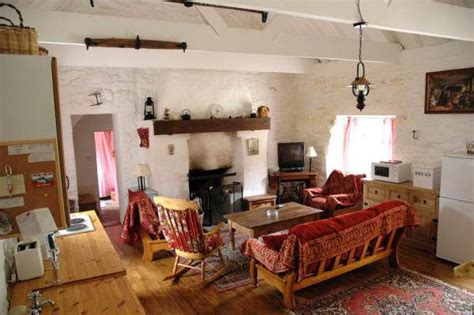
348;1;372;111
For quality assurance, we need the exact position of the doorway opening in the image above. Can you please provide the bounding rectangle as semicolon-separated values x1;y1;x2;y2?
72;114;120;226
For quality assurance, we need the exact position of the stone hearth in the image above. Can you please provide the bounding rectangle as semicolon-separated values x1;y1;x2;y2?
143;121;268;200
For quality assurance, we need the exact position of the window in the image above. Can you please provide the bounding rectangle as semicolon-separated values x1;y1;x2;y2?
326;115;396;177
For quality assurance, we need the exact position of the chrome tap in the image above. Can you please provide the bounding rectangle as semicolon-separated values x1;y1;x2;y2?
28;291;54;315
47;233;61;284
50;248;60;284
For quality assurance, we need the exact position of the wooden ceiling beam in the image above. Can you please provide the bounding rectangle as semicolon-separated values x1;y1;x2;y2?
193;0;474;42
20;8;400;63
196;6;227;36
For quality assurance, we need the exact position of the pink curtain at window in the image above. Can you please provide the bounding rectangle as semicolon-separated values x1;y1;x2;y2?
379;117;396;160
95;131;118;198
342;116;396;176
342;116;354;172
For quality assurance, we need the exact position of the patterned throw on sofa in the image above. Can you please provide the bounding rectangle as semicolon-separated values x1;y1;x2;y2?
121;190;162;244
240;200;418;282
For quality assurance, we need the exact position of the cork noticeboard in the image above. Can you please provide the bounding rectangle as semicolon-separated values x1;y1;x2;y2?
0;139;67;238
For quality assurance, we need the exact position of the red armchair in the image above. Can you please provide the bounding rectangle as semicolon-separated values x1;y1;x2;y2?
303;170;365;217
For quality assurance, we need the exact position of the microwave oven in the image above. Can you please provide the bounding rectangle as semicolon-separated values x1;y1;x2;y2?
371;162;412;183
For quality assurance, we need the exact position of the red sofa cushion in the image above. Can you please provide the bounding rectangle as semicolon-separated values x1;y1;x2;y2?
262;233;289;251
309;196;328;209
290;200;409;244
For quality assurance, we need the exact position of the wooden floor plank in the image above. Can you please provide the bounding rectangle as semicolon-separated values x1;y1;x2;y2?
106;225;473;315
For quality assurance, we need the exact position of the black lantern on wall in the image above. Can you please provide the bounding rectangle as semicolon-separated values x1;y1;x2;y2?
144;97;156;120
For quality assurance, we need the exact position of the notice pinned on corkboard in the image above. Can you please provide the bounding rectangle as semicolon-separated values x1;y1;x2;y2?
0;139;66;238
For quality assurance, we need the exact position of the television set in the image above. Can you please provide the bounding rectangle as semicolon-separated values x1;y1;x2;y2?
278;142;305;172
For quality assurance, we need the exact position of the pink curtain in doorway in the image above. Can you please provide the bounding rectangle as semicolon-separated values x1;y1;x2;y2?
95;131;118;198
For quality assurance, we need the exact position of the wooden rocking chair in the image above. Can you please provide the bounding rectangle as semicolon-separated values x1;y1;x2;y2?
155;196;227;286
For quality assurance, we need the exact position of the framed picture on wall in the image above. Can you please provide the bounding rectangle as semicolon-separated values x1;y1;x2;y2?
425;67;474;114
247;138;259;156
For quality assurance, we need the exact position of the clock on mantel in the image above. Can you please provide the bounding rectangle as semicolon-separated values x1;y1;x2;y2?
209;103;224;119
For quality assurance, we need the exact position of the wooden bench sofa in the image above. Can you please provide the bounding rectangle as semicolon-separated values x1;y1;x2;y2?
140;227;169;261
240;200;418;310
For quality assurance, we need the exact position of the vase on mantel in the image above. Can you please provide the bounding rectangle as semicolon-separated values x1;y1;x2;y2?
466;141;474;154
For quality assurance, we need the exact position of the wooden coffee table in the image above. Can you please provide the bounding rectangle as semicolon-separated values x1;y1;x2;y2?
224;202;323;250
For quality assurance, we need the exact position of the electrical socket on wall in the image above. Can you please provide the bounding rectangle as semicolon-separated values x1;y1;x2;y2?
168;144;174;155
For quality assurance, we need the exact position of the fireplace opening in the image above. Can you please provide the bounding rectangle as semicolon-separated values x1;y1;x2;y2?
188;168;243;226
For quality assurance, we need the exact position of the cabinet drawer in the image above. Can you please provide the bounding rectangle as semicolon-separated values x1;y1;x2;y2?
412;193;436;209
249;201;274;210
367;186;385;201
389;190;409;201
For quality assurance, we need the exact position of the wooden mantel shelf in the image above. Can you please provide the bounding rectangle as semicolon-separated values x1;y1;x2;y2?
153;117;270;135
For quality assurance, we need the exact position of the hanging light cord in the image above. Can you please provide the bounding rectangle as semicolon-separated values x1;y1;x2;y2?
356;0;365;23
356;0;365;74
358;24;363;64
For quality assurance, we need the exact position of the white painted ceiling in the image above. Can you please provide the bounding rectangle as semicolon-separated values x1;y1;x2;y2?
9;0;206;24
434;0;474;8
8;0;468;52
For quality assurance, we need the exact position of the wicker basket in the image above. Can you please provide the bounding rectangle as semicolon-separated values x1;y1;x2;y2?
0;3;38;55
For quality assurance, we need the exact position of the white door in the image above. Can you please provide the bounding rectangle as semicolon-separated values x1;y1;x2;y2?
436;197;474;264
440;156;474;202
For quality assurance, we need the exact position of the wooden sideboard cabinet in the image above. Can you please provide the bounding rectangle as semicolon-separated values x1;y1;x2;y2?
362;179;439;252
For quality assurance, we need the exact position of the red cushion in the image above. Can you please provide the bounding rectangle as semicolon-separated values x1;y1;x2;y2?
262;233;289;251
311;196;328;208
289;200;407;244
205;234;224;252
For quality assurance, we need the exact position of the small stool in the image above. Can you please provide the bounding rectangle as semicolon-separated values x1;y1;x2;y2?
243;194;277;210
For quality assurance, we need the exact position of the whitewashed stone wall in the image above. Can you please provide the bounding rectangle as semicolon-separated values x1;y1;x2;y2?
292;41;474;184
58;68;296;220
58;40;474;219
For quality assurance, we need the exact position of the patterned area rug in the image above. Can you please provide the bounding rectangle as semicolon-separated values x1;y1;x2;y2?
200;230;251;293
172;228;474;313
295;266;474;314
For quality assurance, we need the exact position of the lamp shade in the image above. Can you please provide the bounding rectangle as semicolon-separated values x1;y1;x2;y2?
306;146;318;158
136;164;151;177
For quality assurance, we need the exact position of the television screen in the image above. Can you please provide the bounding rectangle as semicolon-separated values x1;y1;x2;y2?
278;142;305;171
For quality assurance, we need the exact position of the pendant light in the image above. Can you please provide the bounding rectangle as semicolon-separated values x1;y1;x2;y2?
349;0;372;111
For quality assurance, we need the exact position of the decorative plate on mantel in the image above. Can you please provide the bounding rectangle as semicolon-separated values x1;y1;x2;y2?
209;103;224;119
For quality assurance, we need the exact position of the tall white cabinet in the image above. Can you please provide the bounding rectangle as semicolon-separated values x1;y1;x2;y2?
0;55;68;234
436;152;474;264
0;56;58;141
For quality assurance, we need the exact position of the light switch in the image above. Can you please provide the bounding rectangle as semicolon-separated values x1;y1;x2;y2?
168;144;174;155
